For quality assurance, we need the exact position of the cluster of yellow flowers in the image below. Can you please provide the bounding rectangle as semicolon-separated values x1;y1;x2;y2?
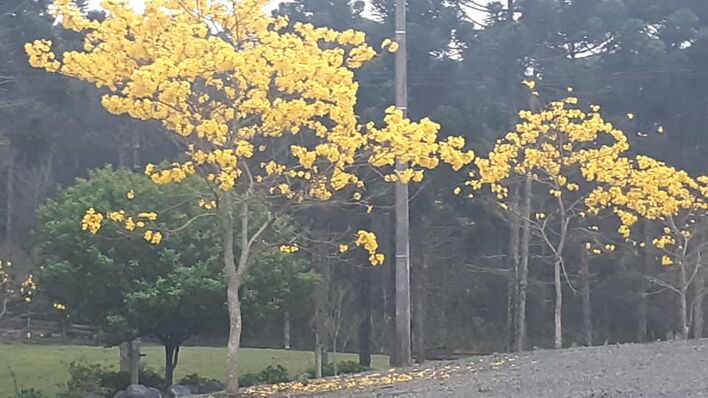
0;260;12;284
81;208;103;234
587;156;706;239
143;230;163;245
20;274;37;302
279;244;300;254
468;96;628;207
53;303;67;311
81;205;163;245
26;0;478;266
355;230;385;266
468;91;706;265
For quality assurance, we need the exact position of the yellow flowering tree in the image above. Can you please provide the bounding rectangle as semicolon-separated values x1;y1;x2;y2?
26;0;473;392
0;259;36;320
586;157;707;339
468;95;630;349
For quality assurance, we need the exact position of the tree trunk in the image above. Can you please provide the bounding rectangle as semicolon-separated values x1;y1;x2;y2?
164;342;179;388
506;187;520;351
412;252;426;363
119;342;130;373
224;195;244;397
580;246;592;346
129;339;140;385
553;256;563;349
358;265;372;367
679;263;689;340
637;221;651;342
5;149;14;243
693;271;705;339
314;330;323;378
514;176;531;352
283;310;291;350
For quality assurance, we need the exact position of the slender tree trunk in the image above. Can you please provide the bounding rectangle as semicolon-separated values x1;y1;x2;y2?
164;343;180;388
412;254;426;363
358;265;372;367
580;245;592;346
552;207;569;350
312;242;330;378
637;221;651;342
507;187;520;351
514;176;531;352
679;263;689;340
119;342;130;373
314;330;323;378
693;271;705;339
224;195;245;397
5;149;14;243
129;339;140;385
283;310;291;349
553;256;563;349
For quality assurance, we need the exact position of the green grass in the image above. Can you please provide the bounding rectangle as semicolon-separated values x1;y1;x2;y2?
0;344;389;397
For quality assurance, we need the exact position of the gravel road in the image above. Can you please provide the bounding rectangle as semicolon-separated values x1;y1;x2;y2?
321;339;708;398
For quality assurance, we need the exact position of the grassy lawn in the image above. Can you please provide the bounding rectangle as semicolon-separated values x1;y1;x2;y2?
0;344;389;397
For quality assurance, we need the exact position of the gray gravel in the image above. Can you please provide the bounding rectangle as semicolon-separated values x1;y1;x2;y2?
326;339;708;398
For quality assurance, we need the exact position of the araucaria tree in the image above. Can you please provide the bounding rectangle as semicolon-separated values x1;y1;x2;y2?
25;0;472;394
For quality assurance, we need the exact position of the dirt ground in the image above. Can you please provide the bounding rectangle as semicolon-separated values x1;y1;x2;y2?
314;339;708;397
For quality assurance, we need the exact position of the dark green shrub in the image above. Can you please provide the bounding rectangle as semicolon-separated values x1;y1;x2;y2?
58;361;110;398
305;361;370;378
258;365;290;384
238;364;290;387
98;367;165;394
336;361;370;375
238;372;263;387
59;361;165;397
178;373;222;386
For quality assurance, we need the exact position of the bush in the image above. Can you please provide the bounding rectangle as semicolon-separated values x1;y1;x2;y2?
305;361;370;379
59;361;165;397
177;373;222;386
239;364;291;387
98;367;164;394
58;361;110;398
238;372;263;388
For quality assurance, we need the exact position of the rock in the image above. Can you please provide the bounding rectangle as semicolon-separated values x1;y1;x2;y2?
167;385;192;398
114;385;165;398
85;394;106;398
146;387;164;398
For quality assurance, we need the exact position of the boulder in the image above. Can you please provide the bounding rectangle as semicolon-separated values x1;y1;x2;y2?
115;385;164;398
167;385;192;398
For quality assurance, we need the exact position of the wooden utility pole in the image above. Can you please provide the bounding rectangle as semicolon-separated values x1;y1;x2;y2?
393;0;412;367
